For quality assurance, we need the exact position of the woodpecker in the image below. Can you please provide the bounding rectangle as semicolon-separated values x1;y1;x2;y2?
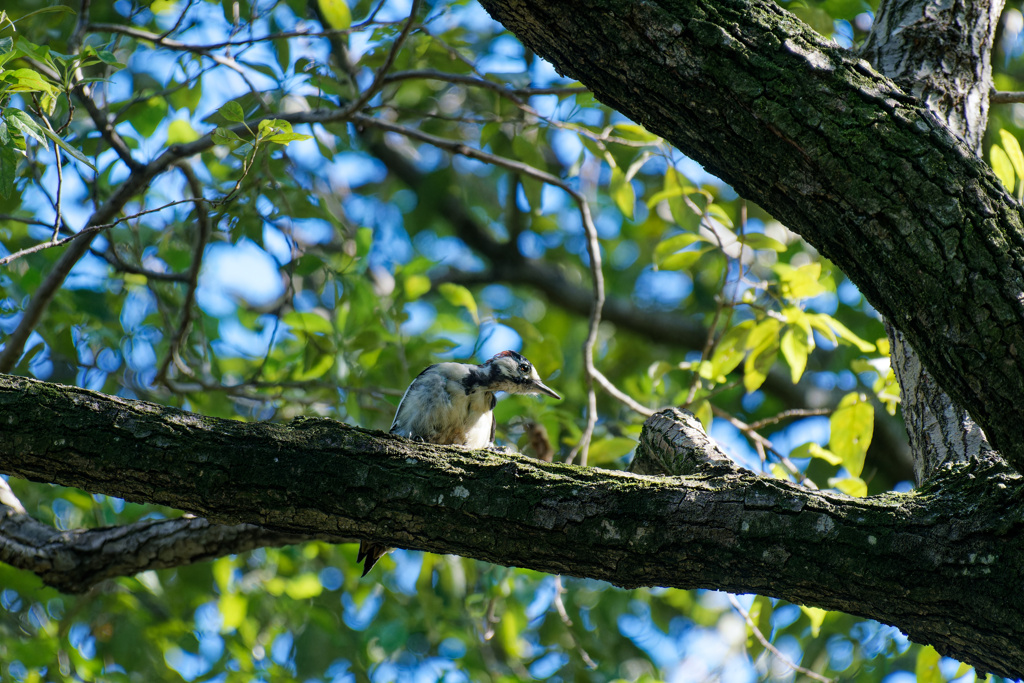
358;350;560;576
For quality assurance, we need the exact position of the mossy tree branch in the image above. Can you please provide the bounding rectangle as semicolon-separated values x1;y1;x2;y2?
0;375;1022;676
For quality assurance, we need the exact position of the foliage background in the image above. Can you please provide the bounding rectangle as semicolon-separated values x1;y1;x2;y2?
0;0;1019;680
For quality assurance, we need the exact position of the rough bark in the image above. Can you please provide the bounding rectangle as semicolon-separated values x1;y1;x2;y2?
861;0;1001;483
475;0;1024;475
0;375;1022;676
861;0;1001;156
0;481;317;594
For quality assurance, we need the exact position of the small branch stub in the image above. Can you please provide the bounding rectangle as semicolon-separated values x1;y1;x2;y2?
632;408;738;476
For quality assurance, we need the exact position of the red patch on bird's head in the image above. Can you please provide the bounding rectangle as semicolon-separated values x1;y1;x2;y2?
488;350;526;364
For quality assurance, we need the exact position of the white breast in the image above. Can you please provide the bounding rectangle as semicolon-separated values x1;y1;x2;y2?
391;365;495;448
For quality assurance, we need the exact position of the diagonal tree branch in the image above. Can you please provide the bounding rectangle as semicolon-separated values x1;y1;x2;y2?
0;374;1021;676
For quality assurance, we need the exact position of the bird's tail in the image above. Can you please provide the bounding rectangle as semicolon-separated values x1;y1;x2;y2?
357;541;390;577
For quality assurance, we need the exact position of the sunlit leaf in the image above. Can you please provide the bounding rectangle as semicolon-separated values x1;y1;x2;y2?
829;392;873;477
791;441;843;466
219;593;248;631
801;606;828;637
780;326;809;383
284;573;323;600
990;144;1015;194
587;436;637;465
438;282;479;324
166;118;200;145
708;320;754;380
317;0;352;30
610;167;635;219
741;232;787;252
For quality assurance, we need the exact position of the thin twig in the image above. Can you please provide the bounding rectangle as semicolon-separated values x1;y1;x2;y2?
552;576;598;669
711;405;818;489
87;23;266;93
0;198;208;267
339;0;422;117
592;368;655;417
37;116;66;242
991;90;1024;105
727;595;834;683
156;165;211;383
383;69;586;100
747;408;832;431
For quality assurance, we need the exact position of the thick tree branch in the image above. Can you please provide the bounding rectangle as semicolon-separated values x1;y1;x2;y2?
475;0;1024;473
0;493;317;594
0;375;1021;675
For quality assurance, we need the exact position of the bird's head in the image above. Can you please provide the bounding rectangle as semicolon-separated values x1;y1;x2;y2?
484;350;561;399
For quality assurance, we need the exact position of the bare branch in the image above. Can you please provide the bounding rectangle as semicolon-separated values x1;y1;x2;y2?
727;594;834;683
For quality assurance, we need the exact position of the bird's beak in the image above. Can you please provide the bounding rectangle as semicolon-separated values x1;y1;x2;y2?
532;380;561;400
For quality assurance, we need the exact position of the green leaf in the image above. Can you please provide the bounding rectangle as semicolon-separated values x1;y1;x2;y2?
801;606;828;637
37;125;97;171
265;131;313;144
285;573;323;600
692;399;713;431
999;129;1024;181
829;475;867;497
658;248;708;271
811;313;875;352
707;203;733;229
780;325;810;383
166;118;200;145
744;327;779;394
610;167;635;219
95;50;126;68
990;143;1015;193
779;262;826;300
219;101;246;123
438;282;479;324
512;134;547;211
708;320;754;380
745;317;782;351
653;232;707;264
212;127;243;146
829;392;873;477
6;109;47;147
218;593;248;631
587;436;637;465
213;556;234;591
318;0;352;29
0;142;16;199
283;311;334;335
612;122;659;144
0;67;57;95
355;226;373;257
403;274;431;300
791;442;843;466
741;232;787;252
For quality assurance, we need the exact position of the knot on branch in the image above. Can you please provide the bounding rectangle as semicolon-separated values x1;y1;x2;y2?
632;408;738;476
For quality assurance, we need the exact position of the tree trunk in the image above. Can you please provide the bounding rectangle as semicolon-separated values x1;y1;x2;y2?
861;0;1002;483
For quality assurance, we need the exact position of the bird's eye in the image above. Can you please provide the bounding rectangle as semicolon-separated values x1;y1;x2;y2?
519;362;530;373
